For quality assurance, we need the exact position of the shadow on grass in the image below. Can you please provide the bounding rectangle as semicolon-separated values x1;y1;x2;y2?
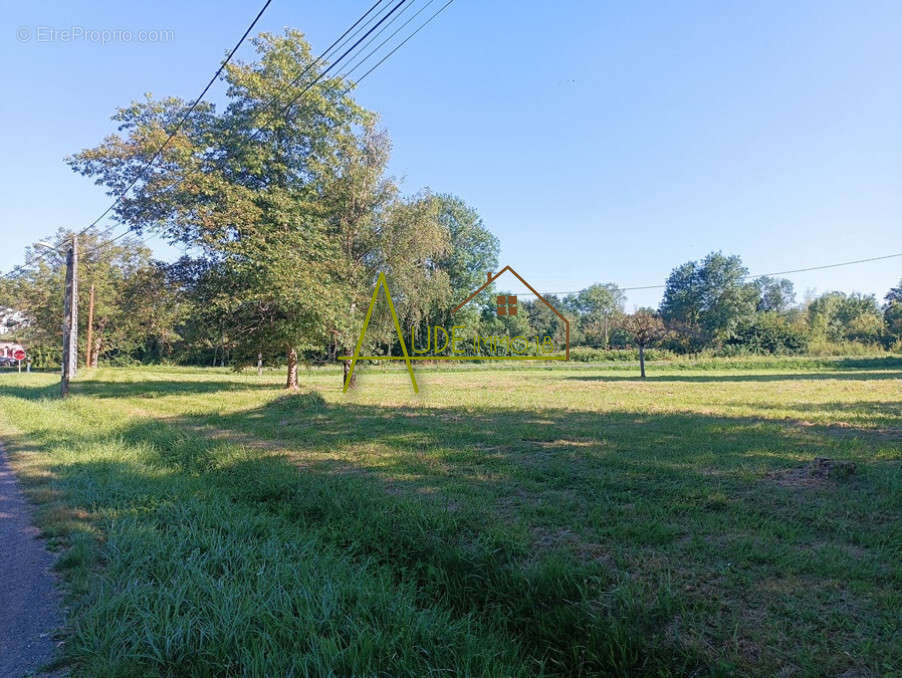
565;370;902;383
0;378;281;401
4;386;900;675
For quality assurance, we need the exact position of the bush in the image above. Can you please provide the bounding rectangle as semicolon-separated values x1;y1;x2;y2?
725;313;808;355
569;347;676;362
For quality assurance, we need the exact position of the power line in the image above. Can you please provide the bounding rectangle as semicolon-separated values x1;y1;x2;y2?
85;0;449;256
347;0;455;87
266;0;409;120
537;252;902;297
2;0;276;279
8;0;454;269
339;0;436;79
77;0;275;239
81;0;397;251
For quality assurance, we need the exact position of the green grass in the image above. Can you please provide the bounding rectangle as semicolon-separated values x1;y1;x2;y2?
0;360;900;676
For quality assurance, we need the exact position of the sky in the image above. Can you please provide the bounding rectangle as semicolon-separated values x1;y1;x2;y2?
2;0;900;309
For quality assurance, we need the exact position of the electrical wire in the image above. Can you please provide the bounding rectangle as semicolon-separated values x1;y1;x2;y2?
82;0;440;256
76;0;275;239
347;0;455;87
338;0;435;79
537;252;902;297
79;0;398;251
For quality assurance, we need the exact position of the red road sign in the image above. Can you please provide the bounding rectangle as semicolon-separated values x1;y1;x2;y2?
12;349;26;361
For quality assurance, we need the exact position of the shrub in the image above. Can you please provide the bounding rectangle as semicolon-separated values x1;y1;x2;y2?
569;347;676;362
725;313;808;355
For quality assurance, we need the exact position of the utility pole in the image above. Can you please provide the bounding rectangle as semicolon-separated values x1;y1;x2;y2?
61;234;78;397
85;282;95;368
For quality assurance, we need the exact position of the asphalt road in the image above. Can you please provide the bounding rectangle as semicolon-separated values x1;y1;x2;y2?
0;443;60;678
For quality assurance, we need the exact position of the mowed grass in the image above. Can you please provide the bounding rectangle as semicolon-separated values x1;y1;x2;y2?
0;360;900;677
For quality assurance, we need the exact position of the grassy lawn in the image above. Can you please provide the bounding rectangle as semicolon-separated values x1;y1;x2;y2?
0;360;900;676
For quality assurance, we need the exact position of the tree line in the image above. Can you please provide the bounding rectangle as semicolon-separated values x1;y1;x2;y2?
1;31;900;385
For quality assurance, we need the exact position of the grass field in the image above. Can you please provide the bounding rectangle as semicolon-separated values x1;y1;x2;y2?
0;359;900;677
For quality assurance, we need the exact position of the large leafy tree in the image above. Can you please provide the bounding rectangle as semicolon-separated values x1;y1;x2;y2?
660;252;758;343
434;194;499;316
67;30;453;388
319;125;450;385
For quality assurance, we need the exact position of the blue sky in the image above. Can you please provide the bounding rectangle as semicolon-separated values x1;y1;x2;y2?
2;0;900;309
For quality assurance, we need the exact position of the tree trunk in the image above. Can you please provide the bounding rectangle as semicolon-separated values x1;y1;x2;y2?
90;319;106;368
90;336;102;368
639;344;646;379
286;346;299;390
257;352;263;377
342;358;357;389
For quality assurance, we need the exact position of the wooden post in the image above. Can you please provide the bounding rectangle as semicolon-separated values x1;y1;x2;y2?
257;352;263;376
85;283;94;368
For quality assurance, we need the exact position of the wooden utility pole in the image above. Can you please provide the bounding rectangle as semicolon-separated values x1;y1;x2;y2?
61;235;78;397
85;283;95;368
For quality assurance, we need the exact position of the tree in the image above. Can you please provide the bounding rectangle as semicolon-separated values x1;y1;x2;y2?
754;276;795;312
660;252;757;346
807;291;882;343
430;194;499;333
0;228;169;367
320;125;450;387
885;280;902;306
884;280;902;344
621;310;665;378
67;30;455;389
574;283;625;348
435;195;499;303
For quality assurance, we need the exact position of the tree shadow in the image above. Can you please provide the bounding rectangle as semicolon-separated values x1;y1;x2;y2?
565;370;902;383
0;381;61;400
0;378;280;401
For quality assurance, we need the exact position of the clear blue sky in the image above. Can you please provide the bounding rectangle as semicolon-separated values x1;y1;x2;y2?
2;0;900;309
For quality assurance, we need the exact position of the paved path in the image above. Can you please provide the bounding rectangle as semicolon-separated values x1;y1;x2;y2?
0;443;61;677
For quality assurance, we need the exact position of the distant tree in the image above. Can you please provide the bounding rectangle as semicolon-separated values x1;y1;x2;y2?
660;252;758;346
574;283;625;347
885;280;902;306
522;295;566;345
884;280;902;344
0;228;170;367
807;291;883;343
754;276;795;312
621;309;665;378
885;303;902;343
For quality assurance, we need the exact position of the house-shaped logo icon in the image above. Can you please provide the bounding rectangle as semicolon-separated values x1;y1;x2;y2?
452;266;570;361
